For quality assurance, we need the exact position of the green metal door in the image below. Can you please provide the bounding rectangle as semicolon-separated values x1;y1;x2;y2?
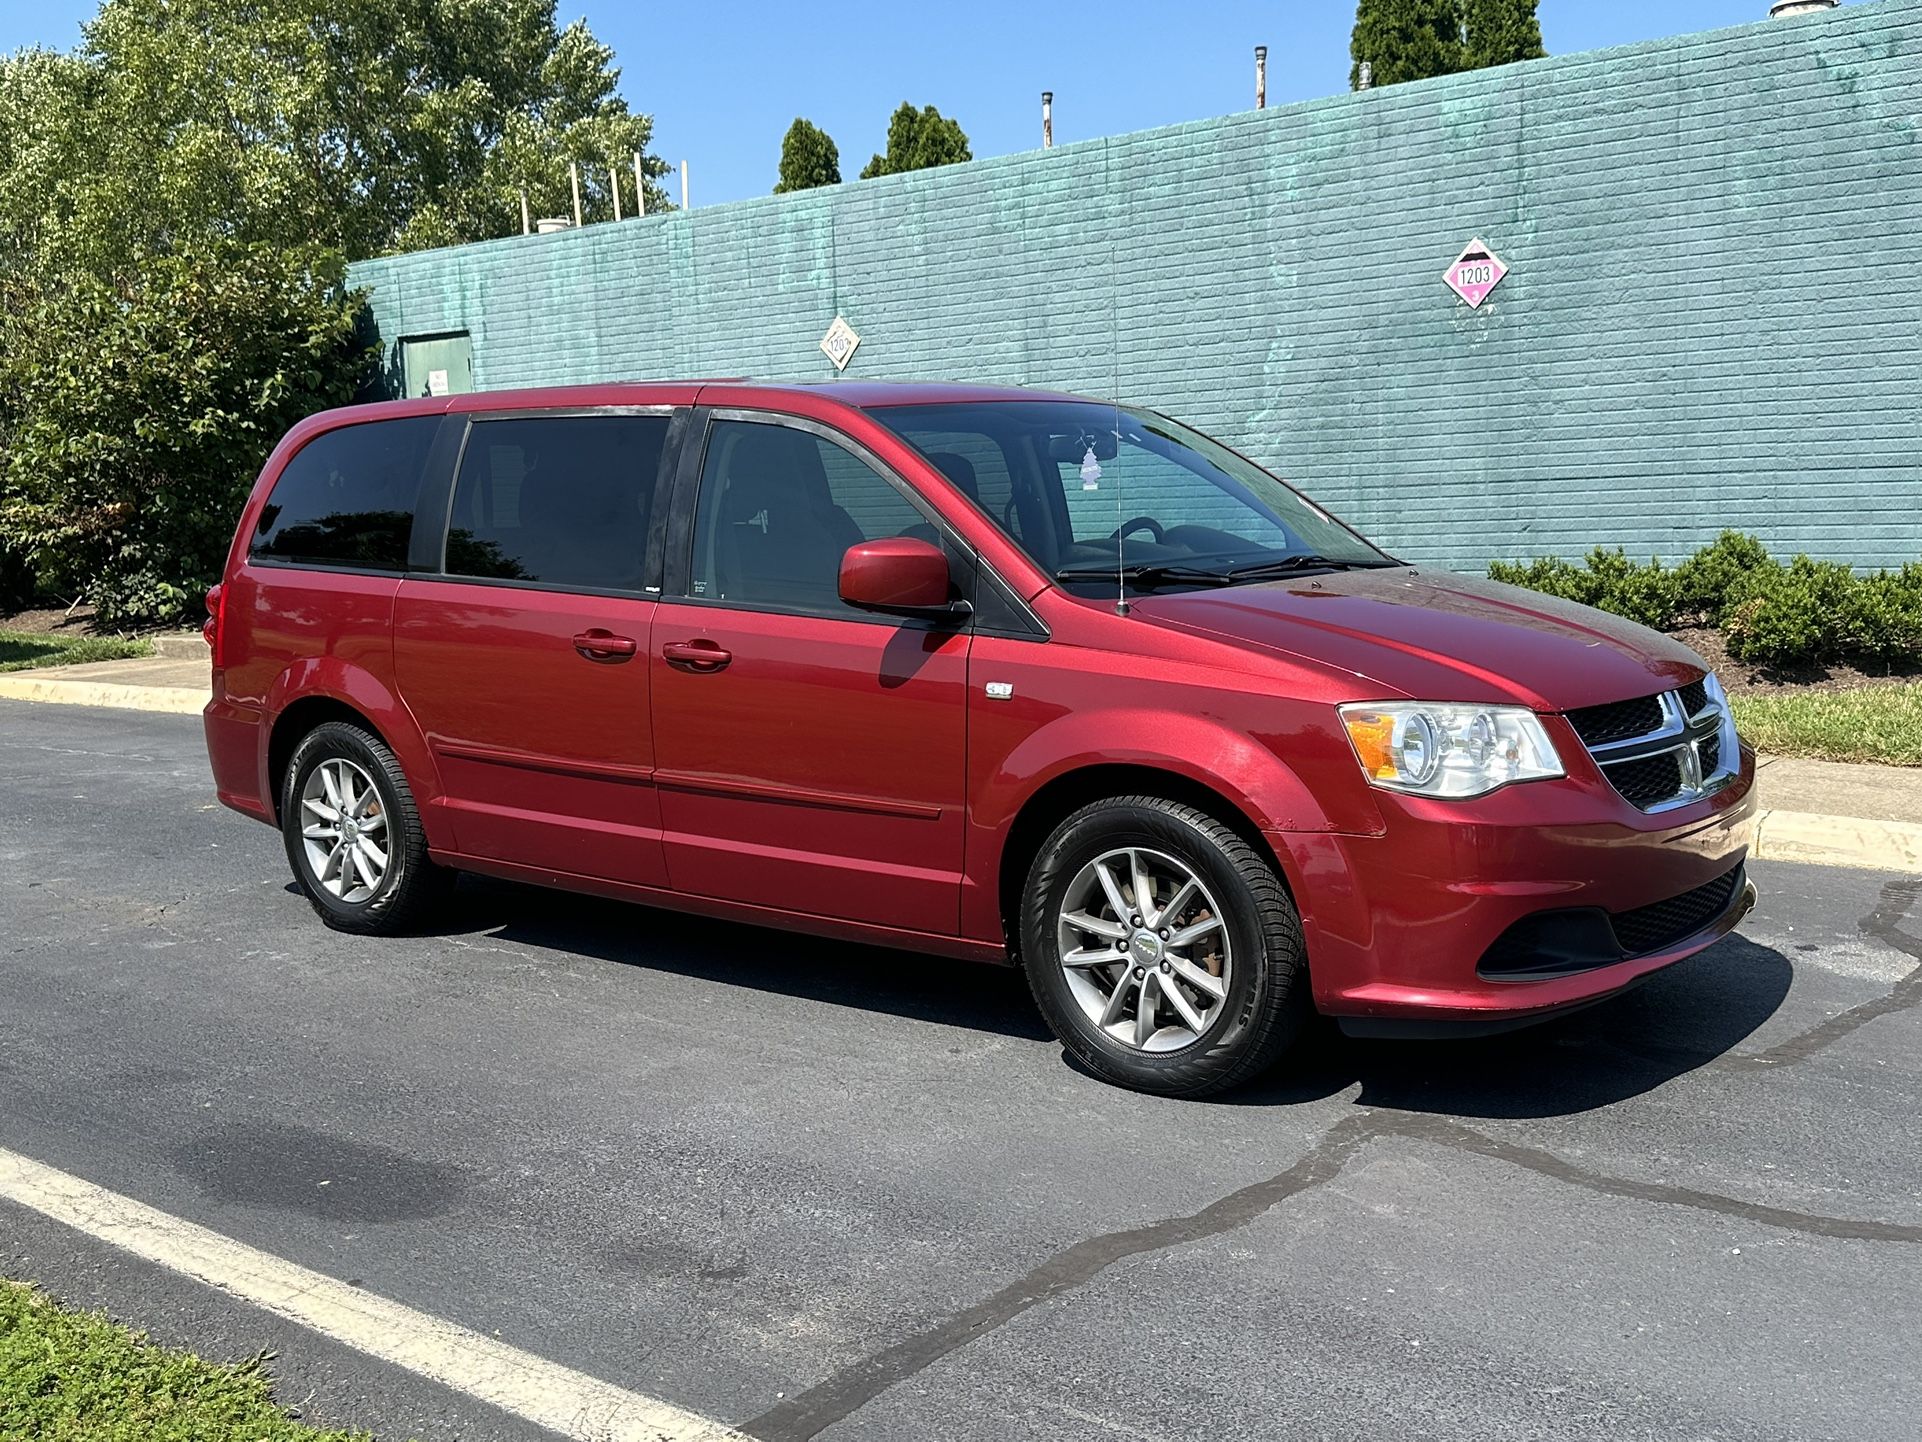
400;332;474;399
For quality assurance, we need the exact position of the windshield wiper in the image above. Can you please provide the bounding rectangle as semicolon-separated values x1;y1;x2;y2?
1053;555;1400;591
1052;562;1237;589
1221;555;1398;581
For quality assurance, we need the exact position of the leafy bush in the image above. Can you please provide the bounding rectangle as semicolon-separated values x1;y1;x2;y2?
0;541;33;612
1487;555;1590;603
1843;564;1922;662
1578;548;1682;630
1721;558;1855;666
1674;530;1771;622
1490;548;1679;629
1491;538;1922;671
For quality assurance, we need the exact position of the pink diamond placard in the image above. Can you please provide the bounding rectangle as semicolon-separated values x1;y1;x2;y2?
1444;238;1508;309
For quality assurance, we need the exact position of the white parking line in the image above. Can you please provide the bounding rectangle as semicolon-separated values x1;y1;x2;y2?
0;1146;751;1442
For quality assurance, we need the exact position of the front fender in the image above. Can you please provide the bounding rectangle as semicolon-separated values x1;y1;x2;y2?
962;703;1386;943
980;705;1361;837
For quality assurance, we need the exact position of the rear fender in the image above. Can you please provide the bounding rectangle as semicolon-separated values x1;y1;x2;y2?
259;658;445;840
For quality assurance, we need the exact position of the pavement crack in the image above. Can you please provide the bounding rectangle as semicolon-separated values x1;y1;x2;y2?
1391;1115;1922;1244
743;1112;1377;1441
748;1078;1922;1441
1729;875;1922;1070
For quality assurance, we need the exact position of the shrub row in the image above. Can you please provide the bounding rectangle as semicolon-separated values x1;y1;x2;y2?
1488;532;1922;669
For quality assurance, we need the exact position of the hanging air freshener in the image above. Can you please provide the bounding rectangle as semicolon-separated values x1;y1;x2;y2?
1080;446;1103;491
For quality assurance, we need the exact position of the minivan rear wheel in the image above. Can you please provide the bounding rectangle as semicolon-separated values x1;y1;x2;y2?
281;721;449;935
1021;795;1307;1097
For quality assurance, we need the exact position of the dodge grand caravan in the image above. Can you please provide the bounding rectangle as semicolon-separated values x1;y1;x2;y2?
204;381;1758;1096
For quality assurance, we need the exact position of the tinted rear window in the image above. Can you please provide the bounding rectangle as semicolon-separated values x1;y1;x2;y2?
445;415;668;591
251;416;438;571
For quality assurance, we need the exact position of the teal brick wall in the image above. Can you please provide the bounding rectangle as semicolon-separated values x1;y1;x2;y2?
348;1;1920;572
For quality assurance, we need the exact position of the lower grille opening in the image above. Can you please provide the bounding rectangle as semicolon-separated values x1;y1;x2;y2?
1611;863;1745;956
1478;862;1749;980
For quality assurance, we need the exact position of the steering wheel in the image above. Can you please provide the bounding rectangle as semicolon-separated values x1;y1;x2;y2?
1108;515;1165;545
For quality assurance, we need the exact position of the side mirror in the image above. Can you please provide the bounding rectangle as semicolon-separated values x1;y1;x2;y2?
838;538;968;619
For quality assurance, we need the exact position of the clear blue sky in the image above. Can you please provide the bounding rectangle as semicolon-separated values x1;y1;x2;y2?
0;0;1784;207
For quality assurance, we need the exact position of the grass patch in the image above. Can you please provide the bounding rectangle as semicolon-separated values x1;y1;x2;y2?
0;1280;366;1441
0;630;151;673
1733;684;1922;767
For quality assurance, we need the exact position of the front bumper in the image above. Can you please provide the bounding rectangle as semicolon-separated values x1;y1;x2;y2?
1274;743;1760;1030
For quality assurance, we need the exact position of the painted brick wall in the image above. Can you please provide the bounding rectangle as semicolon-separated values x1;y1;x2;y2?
348;1;1921;572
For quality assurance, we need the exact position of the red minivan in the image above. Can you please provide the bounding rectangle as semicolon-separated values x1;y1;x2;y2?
204;381;1757;1096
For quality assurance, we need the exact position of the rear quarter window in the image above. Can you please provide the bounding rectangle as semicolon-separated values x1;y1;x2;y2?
250;416;440;571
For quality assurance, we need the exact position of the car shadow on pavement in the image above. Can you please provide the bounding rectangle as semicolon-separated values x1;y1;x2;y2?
436;876;1055;1042
1229;936;1796;1119
426;877;1794;1117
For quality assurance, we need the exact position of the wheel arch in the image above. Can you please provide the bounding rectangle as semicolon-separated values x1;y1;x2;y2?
266;696;386;822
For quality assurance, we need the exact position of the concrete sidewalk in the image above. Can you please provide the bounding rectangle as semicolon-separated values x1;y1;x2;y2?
0;642;1917;872
1753;755;1922;874
0;635;208;715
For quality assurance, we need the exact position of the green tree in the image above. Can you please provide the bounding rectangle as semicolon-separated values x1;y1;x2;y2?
1460;0;1546;70
1350;0;1463;89
58;0;673;265
775;118;842;193
1;0;677;624
1349;0;1545;90
859;103;971;180
0;245;370;623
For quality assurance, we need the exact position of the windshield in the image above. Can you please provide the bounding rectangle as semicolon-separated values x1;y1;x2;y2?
867;400;1393;591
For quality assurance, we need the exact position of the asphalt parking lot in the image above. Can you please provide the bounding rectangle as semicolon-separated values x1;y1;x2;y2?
2;699;1918;1441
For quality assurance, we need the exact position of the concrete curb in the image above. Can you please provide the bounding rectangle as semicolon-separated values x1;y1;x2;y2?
1754;809;1922;875
0;674;206;716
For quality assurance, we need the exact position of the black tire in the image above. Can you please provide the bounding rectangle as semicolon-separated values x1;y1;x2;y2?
1021;795;1307;1097
280;720;450;935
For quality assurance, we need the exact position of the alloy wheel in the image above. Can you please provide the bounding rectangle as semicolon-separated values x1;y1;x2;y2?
298;757;390;904
1056;846;1233;1052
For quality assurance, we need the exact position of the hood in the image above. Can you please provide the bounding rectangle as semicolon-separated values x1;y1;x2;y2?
1129;567;1706;711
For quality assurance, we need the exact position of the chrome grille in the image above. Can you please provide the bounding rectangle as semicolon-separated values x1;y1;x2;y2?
1569;679;1738;813
1567;695;1665;747
1699;733;1721;775
1608;752;1684;806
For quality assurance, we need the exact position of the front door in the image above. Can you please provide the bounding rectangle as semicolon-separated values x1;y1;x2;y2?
395;409;673;885
650;415;970;934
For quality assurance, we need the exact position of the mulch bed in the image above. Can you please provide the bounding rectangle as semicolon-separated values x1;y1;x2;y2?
1671;625;1921;699
0;606;99;636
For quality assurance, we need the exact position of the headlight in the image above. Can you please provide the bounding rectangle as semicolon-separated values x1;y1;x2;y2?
1339;701;1564;799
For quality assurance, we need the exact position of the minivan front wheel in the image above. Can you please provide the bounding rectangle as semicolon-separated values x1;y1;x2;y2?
281;721;448;935
1021;795;1306;1097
